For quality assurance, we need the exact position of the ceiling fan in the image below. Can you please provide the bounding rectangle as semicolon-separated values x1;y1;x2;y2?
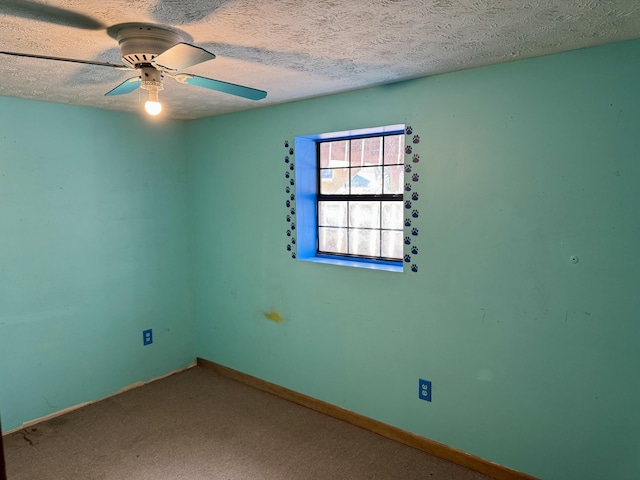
0;19;267;116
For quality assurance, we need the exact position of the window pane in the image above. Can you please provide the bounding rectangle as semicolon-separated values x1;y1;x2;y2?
350;138;365;167
361;137;383;166
320;140;349;168
381;230;403;260
318;201;347;227
319;227;348;254
383;165;404;194
349;228;381;257
349;201;380;229
320;168;349;194
383;134;404;165
319;142;331;168
381;201;403;230
350;166;382;195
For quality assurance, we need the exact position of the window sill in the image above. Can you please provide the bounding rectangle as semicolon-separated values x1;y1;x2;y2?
299;255;403;272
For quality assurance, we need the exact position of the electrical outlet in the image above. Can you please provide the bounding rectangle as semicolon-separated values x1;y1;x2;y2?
143;329;153;346
418;378;432;402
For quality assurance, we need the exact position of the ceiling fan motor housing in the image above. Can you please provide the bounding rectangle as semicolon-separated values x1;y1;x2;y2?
115;25;183;68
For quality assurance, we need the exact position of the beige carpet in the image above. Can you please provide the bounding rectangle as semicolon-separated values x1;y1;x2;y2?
3;367;493;480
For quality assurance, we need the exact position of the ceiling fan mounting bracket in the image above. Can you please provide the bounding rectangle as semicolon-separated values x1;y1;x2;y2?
113;24;185;69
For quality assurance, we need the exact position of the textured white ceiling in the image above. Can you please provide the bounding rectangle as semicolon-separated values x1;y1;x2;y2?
1;0;639;119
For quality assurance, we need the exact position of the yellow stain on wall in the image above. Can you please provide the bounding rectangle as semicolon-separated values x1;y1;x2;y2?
264;310;284;323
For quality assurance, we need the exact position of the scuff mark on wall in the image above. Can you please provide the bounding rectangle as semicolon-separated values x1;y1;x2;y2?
264;310;284;323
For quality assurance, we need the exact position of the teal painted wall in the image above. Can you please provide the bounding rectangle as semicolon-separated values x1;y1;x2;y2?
189;39;640;480
0;98;195;431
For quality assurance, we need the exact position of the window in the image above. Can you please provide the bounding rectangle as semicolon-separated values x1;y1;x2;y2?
318;134;404;260
295;125;405;271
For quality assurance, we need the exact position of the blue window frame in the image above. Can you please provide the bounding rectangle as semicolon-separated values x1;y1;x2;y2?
295;125;405;272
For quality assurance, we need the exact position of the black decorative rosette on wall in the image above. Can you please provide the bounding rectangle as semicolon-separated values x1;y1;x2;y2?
283;140;297;258
403;126;422;273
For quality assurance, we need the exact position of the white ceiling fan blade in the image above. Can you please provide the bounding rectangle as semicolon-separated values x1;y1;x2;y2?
152;43;216;72
105;77;141;96
0;0;105;30
0;51;128;69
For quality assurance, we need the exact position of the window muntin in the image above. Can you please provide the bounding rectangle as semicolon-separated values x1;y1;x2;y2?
317;134;404;262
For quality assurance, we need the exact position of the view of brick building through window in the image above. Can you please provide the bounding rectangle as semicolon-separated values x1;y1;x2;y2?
317;134;404;261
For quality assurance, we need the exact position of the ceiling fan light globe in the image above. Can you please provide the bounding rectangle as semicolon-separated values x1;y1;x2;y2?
145;100;162;115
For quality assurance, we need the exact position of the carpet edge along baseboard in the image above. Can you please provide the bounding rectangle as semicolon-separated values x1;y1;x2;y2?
196;357;538;480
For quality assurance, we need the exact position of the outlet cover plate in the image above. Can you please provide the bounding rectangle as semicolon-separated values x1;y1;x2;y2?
419;378;432;402
143;329;153;346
